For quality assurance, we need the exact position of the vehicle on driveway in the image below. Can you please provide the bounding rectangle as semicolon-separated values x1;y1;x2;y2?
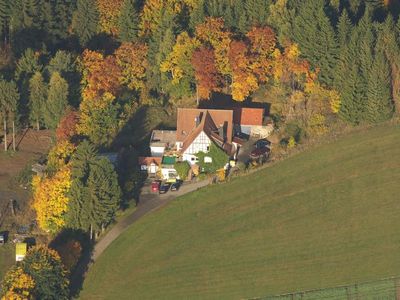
0;233;5;245
250;147;270;159
254;138;271;149
170;181;182;191
159;183;171;194
151;180;161;192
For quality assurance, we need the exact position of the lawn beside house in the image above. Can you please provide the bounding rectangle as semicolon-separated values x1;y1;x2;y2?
81;124;400;300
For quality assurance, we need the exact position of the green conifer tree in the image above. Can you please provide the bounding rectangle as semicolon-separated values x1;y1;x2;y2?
292;0;338;86
72;0;99;47
118;0;139;42
29;72;47;130
365;49;394;123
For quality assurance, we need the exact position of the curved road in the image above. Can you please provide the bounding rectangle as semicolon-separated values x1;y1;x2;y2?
92;179;210;261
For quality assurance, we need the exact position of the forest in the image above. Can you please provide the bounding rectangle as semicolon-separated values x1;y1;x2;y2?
1;0;400;298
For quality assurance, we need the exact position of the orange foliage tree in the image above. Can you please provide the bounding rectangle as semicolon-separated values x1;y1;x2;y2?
96;0;124;35
80;50;122;100
115;42;148;91
247;26;277;83
192;46;223;99
195;17;232;76
228;41;258;101
56;108;79;142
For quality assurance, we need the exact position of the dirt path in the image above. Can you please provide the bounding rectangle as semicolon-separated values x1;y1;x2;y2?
92;179;210;261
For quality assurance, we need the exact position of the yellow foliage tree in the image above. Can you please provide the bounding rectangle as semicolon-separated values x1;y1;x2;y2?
96;0;124;35
115;42;148;90
1;267;35;300
160;32;200;84
47;141;76;172
195;17;232;76
32;166;72;233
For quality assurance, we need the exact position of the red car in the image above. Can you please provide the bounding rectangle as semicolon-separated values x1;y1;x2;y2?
250;147;270;159
151;180;161;192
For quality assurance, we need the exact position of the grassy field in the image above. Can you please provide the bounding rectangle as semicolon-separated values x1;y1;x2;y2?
81;124;400;300
0;243;14;280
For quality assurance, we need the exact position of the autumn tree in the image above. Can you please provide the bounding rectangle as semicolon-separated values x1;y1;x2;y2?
1;266;35;300
43;72;69;129
247;26;277;83
81;50;122;100
96;0;124;35
56;108;79;142
77;92;120;146
32;166;72;233
29;72;47;130
228;40;258;101
195;17;232;76
115;42;148;91
192;46;223;100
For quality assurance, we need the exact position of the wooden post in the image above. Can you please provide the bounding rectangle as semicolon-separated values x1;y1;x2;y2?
3;118;7;151
10;199;15;216
12;120;15;151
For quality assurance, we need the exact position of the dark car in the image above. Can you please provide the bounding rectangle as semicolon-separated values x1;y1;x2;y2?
159;183;171;194
250;147;270;159
170;181;182;191
151;180;161;192
254;138;271;149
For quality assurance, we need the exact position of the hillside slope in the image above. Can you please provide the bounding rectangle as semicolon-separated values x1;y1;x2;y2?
81;124;400;299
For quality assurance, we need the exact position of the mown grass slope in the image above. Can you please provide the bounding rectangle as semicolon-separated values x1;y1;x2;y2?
81;124;400;299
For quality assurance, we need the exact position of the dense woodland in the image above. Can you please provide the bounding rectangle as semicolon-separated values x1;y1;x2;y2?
1;0;400;298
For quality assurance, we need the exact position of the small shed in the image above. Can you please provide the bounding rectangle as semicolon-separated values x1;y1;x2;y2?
16;243;27;262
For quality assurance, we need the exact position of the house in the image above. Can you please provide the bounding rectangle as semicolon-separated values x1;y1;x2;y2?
150;130;177;157
139;156;162;176
233;107;265;135
176;108;236;165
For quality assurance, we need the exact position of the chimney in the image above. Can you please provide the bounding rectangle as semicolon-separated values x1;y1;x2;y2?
195;116;200;127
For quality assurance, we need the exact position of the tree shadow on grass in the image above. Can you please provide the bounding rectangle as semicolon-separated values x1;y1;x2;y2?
49;229;94;298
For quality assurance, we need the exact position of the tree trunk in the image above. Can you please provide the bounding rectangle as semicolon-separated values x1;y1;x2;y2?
90;224;93;240
37;120;40;131
196;84;199;106
3;118;7;152
12;120;15;151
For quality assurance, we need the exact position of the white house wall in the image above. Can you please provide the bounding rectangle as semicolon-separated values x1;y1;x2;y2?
150;146;165;157
183;131;211;165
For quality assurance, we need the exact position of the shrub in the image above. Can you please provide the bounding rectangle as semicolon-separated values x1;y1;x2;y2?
197;142;229;173
174;161;191;180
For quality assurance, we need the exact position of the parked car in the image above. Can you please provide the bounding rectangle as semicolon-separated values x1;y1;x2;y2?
170;181;182;191
159;183;171;194
151;180;161;192
254;138;271;149
250;147;270;159
0;233;5;245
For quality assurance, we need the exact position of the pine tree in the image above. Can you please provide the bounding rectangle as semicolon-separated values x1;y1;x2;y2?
337;9;352;48
0;79;19;151
244;0;270;27
292;0;338;86
0;0;10;41
44;72;68;129
66;141;121;238
87;157;121;231
29;72;46;130
365;49;394;123
72;0;99;47
189;0;205;32
118;0;139;42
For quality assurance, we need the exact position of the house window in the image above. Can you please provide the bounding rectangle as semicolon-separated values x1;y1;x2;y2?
206;146;210;151
191;157;195;161
204;156;212;163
